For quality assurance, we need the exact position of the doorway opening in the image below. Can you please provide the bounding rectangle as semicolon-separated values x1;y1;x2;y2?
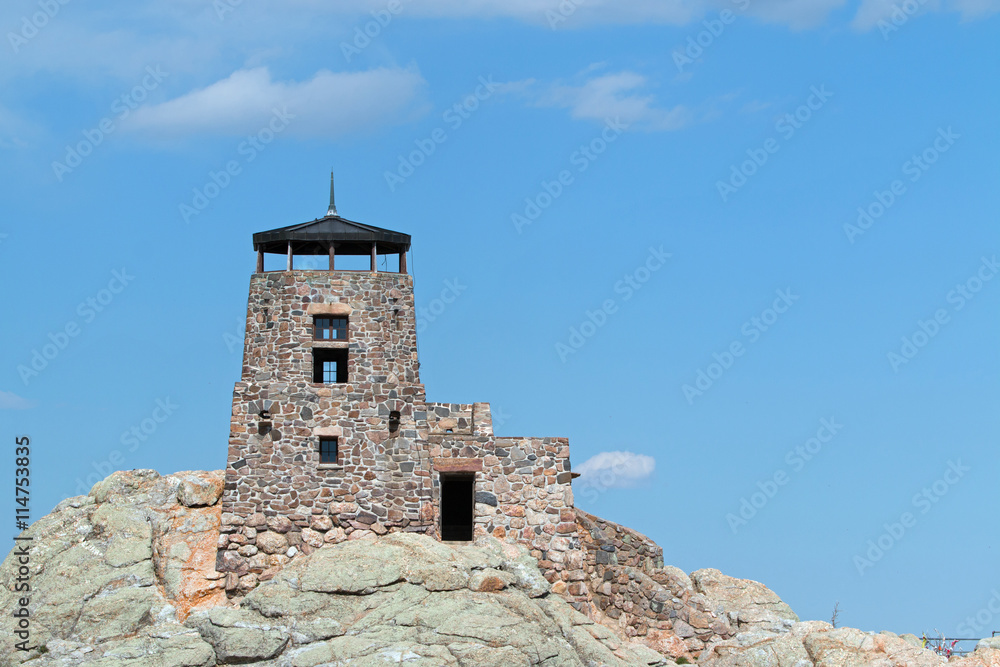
440;474;474;542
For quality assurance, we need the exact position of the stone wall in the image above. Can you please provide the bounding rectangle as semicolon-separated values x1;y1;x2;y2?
575;510;738;657
221;271;434;587
219;269;729;660
240;270;420;386
219;270;577;592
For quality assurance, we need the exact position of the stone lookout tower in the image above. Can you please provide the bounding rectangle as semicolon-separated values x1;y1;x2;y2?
218;179;578;579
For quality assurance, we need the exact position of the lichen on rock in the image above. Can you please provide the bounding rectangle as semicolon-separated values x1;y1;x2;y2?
0;470;666;666
4;468;997;667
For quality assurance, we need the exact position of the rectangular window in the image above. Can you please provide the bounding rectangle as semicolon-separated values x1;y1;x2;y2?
319;437;339;464
323;360;337;383
313;348;348;383
315;317;348;341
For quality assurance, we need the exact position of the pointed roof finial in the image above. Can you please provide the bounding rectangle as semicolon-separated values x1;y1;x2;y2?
326;171;338;217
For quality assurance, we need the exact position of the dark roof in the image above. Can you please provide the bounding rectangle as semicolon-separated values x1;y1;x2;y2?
254;216;411;256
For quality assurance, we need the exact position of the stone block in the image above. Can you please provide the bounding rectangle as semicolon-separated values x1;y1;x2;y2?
475;491;498;507
256;531;289;555
266;516;294;533
310;515;333;531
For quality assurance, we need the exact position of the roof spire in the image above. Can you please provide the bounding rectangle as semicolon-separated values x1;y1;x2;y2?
326;171;338;217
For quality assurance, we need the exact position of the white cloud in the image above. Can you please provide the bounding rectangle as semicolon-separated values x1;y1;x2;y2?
287;0;696;26
740;0;847;29
292;0;845;29
852;0;1000;30
852;0;926;28
575;451;656;488
522;70;691;131
741;99;773;114
0;390;36;410
122;66;428;139
0;20;217;85
1;0;994;95
951;0;1000;17
226;0;1000;33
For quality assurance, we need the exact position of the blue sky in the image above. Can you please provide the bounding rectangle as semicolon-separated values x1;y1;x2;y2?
1;0;998;639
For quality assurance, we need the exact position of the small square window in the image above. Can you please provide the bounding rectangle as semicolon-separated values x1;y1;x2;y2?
315;317;348;341
319;437;339;464
314;348;348;383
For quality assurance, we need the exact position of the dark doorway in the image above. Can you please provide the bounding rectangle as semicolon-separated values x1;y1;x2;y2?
440;474;474;541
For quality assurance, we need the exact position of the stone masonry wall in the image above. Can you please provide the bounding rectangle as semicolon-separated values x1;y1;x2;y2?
220;271;433;585
216;268;738;659
240;271;420;386
576;510;737;656
421;403;575;550
218;270;577;593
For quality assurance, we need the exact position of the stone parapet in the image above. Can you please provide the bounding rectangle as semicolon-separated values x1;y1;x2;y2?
573;509;738;657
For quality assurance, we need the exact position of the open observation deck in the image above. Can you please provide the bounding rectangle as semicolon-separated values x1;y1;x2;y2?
253;175;411;274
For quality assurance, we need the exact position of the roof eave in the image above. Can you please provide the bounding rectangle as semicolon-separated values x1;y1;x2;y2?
253;215;411;255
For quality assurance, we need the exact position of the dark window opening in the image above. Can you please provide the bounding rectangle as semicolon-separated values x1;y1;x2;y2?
389;410;401;433
315;317;348;341
313;348;348;383
258;408;272;436
319;437;339;464
440;474;475;541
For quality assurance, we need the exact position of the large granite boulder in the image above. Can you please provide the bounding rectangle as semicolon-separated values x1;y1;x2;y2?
700;623;1000;667
0;470;226;664
692;568;800;632
2;468;996;667
0;471;667;666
